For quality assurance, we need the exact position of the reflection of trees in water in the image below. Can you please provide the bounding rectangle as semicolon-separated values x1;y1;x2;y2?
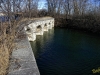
30;28;54;58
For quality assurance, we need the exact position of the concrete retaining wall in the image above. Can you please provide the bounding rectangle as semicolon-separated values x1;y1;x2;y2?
8;36;40;75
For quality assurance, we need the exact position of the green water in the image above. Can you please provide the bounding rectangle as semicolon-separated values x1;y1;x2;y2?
31;28;100;75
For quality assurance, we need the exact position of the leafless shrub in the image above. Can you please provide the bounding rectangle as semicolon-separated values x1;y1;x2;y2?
0;21;16;75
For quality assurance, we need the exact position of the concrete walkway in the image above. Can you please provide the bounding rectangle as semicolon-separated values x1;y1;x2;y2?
8;36;40;75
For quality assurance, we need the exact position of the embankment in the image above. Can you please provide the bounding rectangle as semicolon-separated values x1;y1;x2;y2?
55;18;100;34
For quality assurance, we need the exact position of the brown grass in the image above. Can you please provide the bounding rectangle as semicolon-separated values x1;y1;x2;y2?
0;21;17;75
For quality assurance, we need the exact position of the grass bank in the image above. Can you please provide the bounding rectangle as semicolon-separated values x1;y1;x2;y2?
0;21;16;75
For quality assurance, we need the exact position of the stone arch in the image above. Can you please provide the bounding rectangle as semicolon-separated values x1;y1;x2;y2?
24;26;32;33
36;25;44;35
37;25;42;29
26;27;31;31
24;25;36;41
44;23;48;31
36;25;42;32
49;22;51;25
48;21;52;29
44;23;47;27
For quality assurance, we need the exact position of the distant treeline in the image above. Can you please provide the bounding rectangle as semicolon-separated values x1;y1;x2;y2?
54;16;100;34
42;0;100;34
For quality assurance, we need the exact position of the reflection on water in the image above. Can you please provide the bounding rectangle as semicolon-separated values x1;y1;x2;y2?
31;28;100;75
30;28;54;58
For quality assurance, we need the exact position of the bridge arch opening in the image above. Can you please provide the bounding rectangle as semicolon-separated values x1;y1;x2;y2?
44;24;47;28
36;25;44;35
25;26;31;32
49;22;51;25
43;23;48;31
36;25;42;33
44;23;47;27
37;25;42;31
26;27;31;31
37;25;42;29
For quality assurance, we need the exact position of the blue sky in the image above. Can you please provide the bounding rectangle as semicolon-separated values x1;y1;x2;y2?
38;0;47;9
38;0;98;10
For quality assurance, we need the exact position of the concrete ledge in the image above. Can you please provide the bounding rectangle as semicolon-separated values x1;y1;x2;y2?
8;37;40;75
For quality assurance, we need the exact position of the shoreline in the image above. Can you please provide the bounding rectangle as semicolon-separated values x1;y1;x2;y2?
54;18;100;36
55;26;100;37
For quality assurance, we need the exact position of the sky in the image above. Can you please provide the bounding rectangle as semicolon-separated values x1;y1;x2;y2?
38;0;98;10
38;0;47;10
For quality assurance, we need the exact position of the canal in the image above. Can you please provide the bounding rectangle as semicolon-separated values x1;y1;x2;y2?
30;28;100;75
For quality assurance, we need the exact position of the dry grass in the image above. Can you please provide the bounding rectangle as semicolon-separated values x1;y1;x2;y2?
0;21;18;75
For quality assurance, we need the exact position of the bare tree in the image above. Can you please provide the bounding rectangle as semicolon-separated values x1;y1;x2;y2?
46;0;58;16
63;0;73;18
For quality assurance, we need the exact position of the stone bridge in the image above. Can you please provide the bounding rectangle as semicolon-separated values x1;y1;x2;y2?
24;17;54;41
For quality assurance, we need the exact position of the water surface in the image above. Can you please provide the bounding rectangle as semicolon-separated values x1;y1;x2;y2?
31;28;100;75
